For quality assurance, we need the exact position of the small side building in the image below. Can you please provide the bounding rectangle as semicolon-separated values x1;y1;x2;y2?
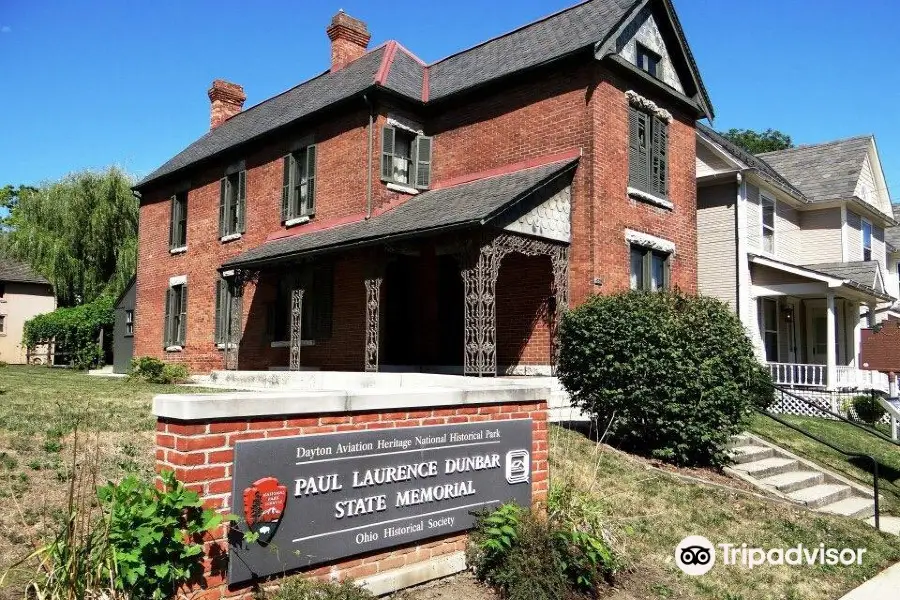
113;276;136;374
0;255;55;364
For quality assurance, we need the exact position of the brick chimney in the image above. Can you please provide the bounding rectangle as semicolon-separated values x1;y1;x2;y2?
326;10;371;72
207;80;246;129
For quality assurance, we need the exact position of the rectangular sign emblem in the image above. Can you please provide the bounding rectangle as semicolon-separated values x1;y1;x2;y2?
229;419;533;583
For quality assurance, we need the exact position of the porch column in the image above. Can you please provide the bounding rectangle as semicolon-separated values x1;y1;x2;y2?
289;287;304;371
462;239;503;377
852;301;862;367
826;291;837;390
364;276;382;372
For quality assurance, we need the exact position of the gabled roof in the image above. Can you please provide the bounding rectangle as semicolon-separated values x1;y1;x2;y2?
886;205;900;251
136;0;713;191
0;253;50;286
803;261;888;298
758;136;873;204
222;153;579;270
696;124;806;201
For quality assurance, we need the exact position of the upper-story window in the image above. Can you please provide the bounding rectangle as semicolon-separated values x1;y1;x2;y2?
381;126;433;190
282;145;317;223
169;192;188;251
219;170;246;239
630;245;670;291
760;193;775;254
163;281;187;349
628;107;668;199
862;218;872;261
636;43;661;78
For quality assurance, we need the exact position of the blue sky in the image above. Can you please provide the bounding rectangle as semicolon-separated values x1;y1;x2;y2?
1;0;898;201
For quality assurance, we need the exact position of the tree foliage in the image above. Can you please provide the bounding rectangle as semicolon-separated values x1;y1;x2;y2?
23;295;114;369
722;128;793;154
1;167;138;306
556;291;773;467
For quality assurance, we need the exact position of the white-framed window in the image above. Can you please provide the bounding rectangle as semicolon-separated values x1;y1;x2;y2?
0;314;5;335
125;310;134;337
163;282;187;348
760;193;775;254
862;218;872;261
381;126;432;190
759;298;778;361
281;145;317;222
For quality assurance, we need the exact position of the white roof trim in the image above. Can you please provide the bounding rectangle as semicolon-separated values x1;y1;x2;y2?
696;130;747;171
748;254;843;287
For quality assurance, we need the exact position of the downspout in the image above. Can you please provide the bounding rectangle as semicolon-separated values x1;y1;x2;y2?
363;94;374;219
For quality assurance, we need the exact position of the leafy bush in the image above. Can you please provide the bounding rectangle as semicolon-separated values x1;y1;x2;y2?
259;577;374;600
850;394;886;425
130;357;190;384
557;291;772;467
468;493;620;599
97;470;225;599
23;295;115;369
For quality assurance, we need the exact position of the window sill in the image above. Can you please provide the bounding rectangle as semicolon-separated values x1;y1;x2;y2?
386;182;420;195
284;215;311;228
216;343;238;350
169;246;187;255
627;187;673;210
124;334;134;339
270;340;316;348
220;233;242;243
165;345;183;352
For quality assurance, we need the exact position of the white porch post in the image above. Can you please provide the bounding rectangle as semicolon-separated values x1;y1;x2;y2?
826;291;837;390
852;301;862;368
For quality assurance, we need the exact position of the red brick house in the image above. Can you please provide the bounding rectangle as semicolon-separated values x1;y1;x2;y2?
132;0;713;375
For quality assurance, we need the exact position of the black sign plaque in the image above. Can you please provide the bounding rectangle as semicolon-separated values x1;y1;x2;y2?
228;419;533;583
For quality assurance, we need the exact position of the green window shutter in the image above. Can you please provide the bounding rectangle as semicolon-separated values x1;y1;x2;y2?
178;285;188;346
651;116;668;197
381;126;395;181
414;135;433;189
163;287;173;348
305;144;316;215
218;178;227;237
628;108;650;192
237;170;247;233
214;279;223;344
168;195;177;249
281;155;291;222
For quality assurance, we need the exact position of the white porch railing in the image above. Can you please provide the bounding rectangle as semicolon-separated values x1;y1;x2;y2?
768;362;826;388
835;366;890;393
767;362;889;393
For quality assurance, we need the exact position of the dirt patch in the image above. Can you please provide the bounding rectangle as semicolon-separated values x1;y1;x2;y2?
390;573;497;600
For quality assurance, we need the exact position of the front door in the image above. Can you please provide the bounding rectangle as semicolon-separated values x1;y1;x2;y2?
807;307;827;365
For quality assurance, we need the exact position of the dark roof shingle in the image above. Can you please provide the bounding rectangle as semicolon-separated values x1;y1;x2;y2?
0;254;50;286
223;157;578;269
758;137;872;204
803;261;882;292
886;205;900;250
697;124;806;200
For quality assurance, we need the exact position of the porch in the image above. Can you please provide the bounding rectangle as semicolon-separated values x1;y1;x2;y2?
750;255;893;393
217;156;577;377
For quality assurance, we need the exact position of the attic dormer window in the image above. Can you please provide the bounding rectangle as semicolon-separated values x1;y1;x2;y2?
636;43;661;78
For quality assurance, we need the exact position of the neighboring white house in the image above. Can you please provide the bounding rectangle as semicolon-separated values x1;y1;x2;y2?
0;254;55;364
696;126;896;392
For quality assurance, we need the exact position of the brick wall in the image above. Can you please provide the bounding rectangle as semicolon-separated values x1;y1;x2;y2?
861;320;900;372
135;57;698;373
497;253;552;367
155;400;549;598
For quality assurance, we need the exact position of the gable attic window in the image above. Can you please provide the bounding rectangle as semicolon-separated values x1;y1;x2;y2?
760;193;775;254
862;218;873;261
282;145;317;224
219;170;246;240
169;191;188;251
636;43;661;78
381;126;432;190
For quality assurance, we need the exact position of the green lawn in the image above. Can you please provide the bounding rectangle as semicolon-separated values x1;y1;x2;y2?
551;426;900;600
0;366;199;598
748;413;900;515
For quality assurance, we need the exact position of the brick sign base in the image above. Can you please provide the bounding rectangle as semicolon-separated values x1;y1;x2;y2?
154;393;549;599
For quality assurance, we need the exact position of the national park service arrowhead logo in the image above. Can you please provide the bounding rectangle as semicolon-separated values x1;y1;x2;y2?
243;476;287;545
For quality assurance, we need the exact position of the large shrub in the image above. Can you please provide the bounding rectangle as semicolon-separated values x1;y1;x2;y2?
130;356;190;384
557;291;772;467
23;295;115;369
